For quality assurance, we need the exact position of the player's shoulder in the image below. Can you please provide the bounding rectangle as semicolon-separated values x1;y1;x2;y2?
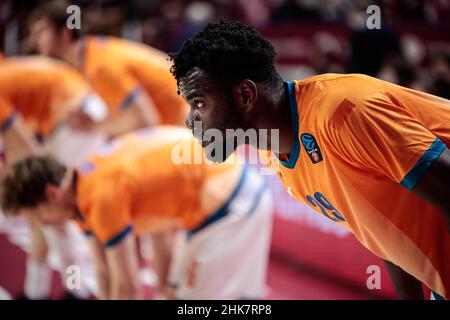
297;73;357;84
0;55;64;72
299;73;395;110
294;74;394;134
85;35;113;48
0;56;85;89
295;73;382;96
87;36;167;72
104;126;193;164
85;36;124;69
79;163;129;202
300;73;373;82
89;35;165;59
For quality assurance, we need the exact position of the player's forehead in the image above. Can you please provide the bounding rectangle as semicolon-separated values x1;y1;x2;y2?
179;67;217;100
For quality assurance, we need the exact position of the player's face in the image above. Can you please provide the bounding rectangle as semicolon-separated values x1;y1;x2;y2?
29;18;59;56
21;184;75;225
21;203;68;226
180;68;244;162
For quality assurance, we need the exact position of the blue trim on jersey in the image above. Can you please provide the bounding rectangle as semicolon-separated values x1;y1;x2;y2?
432;291;445;300
279;81;300;169
74;210;93;237
77;161;97;175
244;183;268;217
187;165;249;238
119;86;143;111
400;138;446;190
0;112;17;133
83;230;93;237
96;36;109;44
105;225;133;248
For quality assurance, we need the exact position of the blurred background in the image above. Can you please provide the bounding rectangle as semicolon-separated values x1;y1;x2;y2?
0;0;449;299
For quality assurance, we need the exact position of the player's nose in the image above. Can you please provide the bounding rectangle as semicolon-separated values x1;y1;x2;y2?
185;111;197;130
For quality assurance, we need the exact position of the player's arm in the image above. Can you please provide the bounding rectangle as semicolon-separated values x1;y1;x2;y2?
150;231;174;298
327;94;450;298
89;178;140;299
411;148;450;232
1;114;42;163
105;232;142;300
22;215;51;300
88;236;110;300
93;91;161;138
26;215;49;263
383;259;424;300
70;65;161;138
328;94;450;229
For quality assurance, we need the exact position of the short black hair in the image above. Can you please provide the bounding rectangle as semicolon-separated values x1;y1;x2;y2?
169;21;282;92
1;156;67;214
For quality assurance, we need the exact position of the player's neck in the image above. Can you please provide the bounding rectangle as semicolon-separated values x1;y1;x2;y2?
60;39;83;70
252;83;293;155
62;169;79;217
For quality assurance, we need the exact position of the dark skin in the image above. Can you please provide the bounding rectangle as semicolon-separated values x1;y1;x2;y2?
179;67;450;300
181;67;293;162
384;260;424;300
413;148;450;233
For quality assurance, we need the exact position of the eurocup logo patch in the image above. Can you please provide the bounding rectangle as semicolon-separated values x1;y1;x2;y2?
301;133;323;164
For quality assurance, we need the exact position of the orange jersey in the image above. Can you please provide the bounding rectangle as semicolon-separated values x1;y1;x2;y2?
76;126;242;247
80;36;188;124
0;56;89;137
260;74;450;298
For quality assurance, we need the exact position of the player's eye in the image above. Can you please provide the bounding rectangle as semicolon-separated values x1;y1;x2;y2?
194;100;204;109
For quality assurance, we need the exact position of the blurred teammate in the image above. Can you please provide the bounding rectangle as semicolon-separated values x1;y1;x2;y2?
0;127;273;300
29;1;188;138
0;55;108;299
0;56;107;163
170;21;450;299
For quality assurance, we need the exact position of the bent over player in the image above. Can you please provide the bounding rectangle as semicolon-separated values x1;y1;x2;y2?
29;1;188;138
0;55;107;299
1;127;273;300
170;21;450;299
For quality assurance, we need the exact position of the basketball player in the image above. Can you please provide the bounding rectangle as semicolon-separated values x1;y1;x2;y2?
0;55;107;299
0;127;273;300
29;1;188;138
170;21;450;300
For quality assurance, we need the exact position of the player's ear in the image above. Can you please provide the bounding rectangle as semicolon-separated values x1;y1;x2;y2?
45;184;60;204
233;79;257;113
59;26;73;46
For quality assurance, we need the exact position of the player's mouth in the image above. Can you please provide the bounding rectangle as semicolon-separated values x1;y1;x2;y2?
200;138;213;148
193;131;207;147
193;131;216;149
